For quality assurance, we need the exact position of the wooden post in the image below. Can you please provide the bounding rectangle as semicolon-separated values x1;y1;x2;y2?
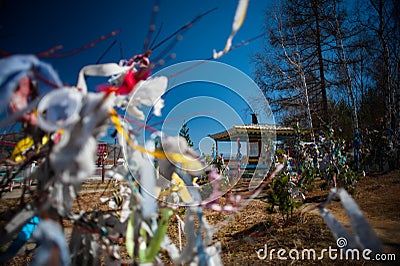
97;143;108;183
102;157;105;183
101;163;106;183
113;138;117;166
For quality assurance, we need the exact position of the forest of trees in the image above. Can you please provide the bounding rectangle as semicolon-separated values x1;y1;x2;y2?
255;0;400;142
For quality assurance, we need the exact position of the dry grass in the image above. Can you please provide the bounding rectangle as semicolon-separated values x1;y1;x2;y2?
1;171;399;265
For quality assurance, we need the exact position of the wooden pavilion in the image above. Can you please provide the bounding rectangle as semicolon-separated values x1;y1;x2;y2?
208;114;294;170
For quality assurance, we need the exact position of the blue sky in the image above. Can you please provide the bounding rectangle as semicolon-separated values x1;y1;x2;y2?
1;0;276;156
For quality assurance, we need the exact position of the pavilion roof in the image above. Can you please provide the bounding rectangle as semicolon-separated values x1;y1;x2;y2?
208;124;294;141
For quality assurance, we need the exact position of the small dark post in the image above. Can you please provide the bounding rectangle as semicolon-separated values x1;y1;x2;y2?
251;113;258;124
113;138;117;166
97;143;108;183
102;160;105;183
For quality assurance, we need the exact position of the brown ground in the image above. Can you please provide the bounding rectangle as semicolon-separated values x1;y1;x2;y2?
1;170;399;265
206;170;400;265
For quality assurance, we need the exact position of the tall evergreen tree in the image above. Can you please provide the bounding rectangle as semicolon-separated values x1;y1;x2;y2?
179;120;194;147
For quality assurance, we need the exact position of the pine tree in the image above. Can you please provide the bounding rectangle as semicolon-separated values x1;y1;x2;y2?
179;120;194;147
